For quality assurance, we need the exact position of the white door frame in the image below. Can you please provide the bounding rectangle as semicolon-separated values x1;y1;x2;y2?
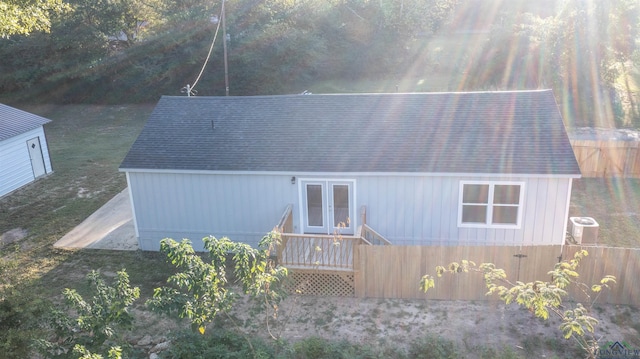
298;179;356;235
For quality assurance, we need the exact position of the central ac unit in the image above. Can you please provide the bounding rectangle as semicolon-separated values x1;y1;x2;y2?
569;217;599;245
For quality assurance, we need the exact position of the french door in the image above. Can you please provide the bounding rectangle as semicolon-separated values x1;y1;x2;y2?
300;180;355;235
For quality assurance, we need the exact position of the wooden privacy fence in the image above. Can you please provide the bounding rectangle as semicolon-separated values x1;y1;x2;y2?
571;140;640;177
354;245;640;306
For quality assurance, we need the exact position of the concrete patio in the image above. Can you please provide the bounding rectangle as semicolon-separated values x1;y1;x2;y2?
54;189;138;250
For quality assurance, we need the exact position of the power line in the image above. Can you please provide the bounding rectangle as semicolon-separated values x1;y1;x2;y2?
183;1;224;96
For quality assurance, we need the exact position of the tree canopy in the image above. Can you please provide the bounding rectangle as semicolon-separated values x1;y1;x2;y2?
462;0;640;127
0;0;70;37
0;0;639;127
0;0;459;102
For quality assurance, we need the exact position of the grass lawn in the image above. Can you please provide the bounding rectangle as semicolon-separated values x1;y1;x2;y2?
569;177;640;247
0;104;167;297
1;103;640;358
0;104;181;357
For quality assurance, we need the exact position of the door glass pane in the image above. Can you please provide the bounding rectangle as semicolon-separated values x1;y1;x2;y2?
494;185;520;204
306;184;323;227
463;184;489;204
333;184;350;227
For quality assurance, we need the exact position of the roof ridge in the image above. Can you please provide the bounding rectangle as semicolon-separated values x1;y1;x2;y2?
161;89;553;100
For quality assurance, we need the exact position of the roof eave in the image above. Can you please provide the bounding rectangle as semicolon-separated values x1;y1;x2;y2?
119;167;581;179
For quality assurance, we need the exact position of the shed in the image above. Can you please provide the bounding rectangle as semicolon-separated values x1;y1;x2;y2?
120;90;581;251
0;104;53;197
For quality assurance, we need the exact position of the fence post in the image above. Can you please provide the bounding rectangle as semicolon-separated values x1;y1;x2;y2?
353;244;365;297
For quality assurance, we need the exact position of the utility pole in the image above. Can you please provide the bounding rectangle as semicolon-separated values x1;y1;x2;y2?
221;0;229;96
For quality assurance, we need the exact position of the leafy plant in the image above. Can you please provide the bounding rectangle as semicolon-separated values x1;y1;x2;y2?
73;345;123;359
35;269;140;359
420;250;616;359
147;232;288;336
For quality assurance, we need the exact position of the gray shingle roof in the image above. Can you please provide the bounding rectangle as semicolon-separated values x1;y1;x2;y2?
120;90;581;175
0;103;51;141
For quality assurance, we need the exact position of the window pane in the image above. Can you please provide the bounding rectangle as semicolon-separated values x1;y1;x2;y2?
462;205;487;223
306;184;323;227
463;184;489;204
494;185;520;205
333;185;350;227
492;206;518;224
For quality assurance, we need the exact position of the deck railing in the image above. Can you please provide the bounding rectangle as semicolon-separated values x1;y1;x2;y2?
276;204;294;233
362;224;392;246
275;204;391;271
279;233;365;271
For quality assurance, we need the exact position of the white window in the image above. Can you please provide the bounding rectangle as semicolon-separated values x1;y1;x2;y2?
458;181;524;228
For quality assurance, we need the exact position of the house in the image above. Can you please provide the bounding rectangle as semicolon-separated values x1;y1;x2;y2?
119;90;581;252
0;104;53;197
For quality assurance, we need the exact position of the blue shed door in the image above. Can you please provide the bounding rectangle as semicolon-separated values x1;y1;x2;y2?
301;180;354;235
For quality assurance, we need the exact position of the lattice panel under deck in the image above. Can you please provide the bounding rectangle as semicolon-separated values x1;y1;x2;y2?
286;271;355;297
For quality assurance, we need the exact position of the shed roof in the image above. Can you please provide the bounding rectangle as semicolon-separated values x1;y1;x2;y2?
120;90;580;176
0;104;51;142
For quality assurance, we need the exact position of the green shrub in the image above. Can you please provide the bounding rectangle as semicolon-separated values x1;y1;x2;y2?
164;329;274;359
0;292;49;358
407;336;459;359
293;337;329;359
292;336;382;359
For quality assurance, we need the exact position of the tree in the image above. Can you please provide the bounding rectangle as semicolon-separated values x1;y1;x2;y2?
60;0;158;48
462;12;544;90
460;0;640;127
0;0;461;100
420;250;616;359
147;232;288;336
535;0;640;126
0;0;70;37
35;270;140;359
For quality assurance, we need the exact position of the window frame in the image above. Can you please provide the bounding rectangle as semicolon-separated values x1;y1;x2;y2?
458;181;525;229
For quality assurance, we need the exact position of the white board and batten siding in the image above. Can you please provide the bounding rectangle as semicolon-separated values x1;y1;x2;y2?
126;171;572;251
0;127;53;197
126;172;299;251
356;175;571;246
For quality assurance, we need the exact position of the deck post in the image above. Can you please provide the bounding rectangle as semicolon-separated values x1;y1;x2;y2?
353;243;365;297
360;205;366;226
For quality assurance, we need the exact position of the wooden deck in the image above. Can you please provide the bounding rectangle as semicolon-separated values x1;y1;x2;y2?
275;204;391;272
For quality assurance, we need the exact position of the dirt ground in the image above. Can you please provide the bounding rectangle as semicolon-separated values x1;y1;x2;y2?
131;293;640;358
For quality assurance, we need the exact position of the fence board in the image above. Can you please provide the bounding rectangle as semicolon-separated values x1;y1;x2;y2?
571;140;640;177
355;244;640;306
562;245;640;306
624;249;640;304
